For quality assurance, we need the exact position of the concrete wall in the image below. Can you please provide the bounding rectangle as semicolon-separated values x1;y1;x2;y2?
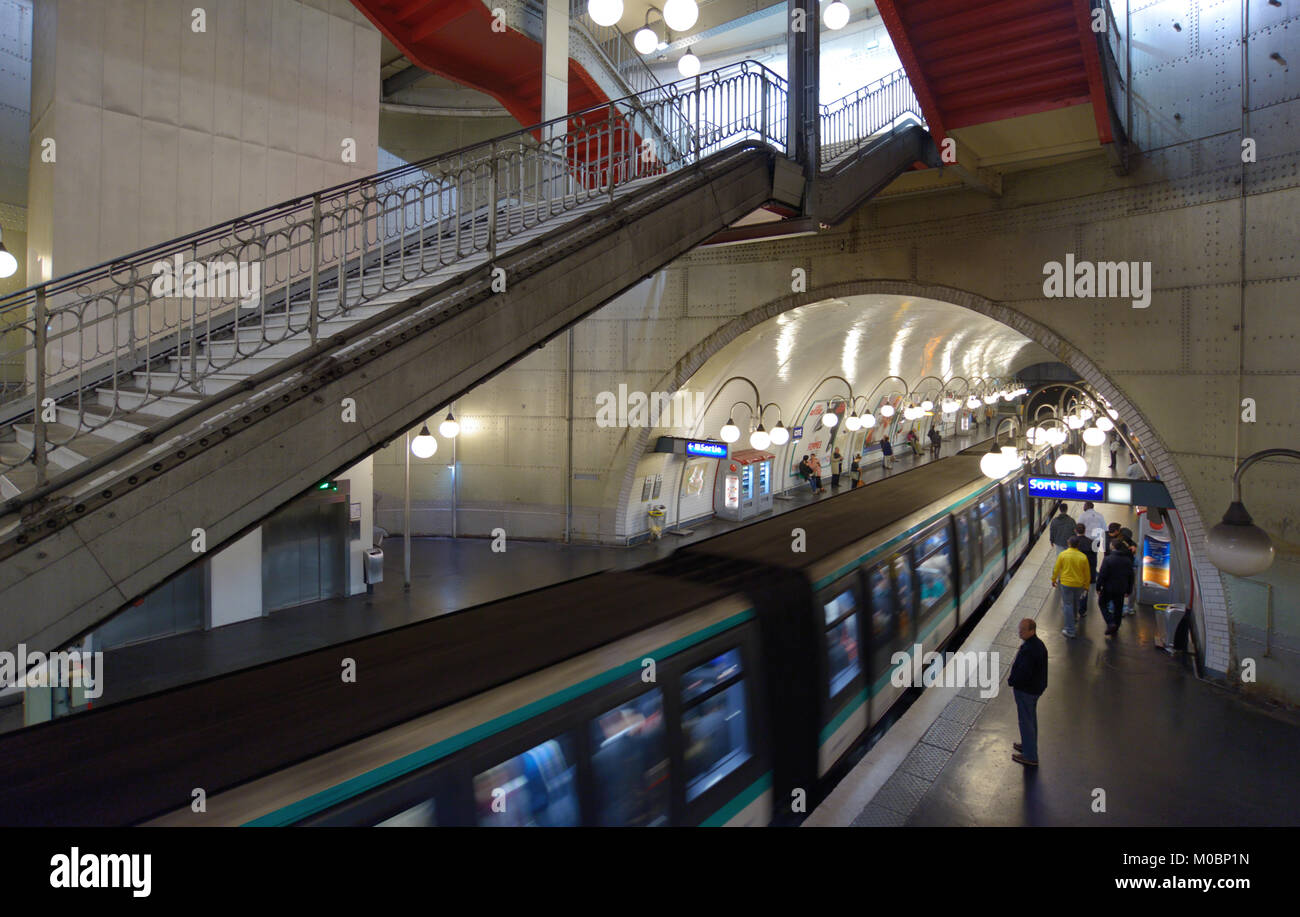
26;0;380;277
207;527;261;627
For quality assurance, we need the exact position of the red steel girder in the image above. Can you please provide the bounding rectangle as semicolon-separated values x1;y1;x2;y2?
1071;0;1115;143
875;0;948;143
907;0;1069;46
919;7;1078;62
930;51;1084;99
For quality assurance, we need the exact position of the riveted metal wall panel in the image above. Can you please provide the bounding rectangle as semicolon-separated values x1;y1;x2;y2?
1244;279;1300;371
1249;20;1300;108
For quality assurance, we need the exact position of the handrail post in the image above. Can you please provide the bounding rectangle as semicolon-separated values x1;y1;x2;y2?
488;141;498;260
609;103;618;202
694;76;701;163
309;192;321;345
32;285;47;487
762;78;770;143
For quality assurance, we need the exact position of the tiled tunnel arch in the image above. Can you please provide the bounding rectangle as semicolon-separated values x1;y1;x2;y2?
612;278;1231;676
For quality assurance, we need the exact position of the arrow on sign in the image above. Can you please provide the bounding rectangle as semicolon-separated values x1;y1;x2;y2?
1088;482;1102;494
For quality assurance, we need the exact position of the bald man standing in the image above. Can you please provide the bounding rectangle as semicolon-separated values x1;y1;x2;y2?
1007;617;1048;767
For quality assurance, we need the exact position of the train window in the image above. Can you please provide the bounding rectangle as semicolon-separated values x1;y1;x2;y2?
680;653;751;801
1019;484;1031;533
474;736;580;827
869;566;898;679
590;690;670;826
377;799;437;827
978;495;1002;564
914;527;954;627
957;508;979;585
823;585;861;696
826;614;861;698
681;648;743;705
823;586;855;627
892;554;914;630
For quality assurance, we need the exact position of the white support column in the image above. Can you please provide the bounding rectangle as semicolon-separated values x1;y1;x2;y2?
542;0;569;137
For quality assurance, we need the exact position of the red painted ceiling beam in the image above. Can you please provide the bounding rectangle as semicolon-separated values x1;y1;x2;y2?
930;52;1084;98
926;31;1080;80
1071;0;1115;144
907;0;1067;45
875;0;948;145
919;8;1077;61
945;94;1092;129
943;71;1089;110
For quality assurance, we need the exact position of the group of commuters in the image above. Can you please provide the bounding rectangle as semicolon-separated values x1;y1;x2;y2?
1049;501;1138;638
796;423;945;494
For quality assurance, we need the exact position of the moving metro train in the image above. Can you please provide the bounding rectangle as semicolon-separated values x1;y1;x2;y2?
0;443;1062;827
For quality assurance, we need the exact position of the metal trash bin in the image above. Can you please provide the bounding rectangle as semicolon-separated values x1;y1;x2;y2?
1153;603;1186;654
365;547;384;585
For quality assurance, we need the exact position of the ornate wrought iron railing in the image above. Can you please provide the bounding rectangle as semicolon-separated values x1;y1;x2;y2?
0;61;791;496
819;67;924;166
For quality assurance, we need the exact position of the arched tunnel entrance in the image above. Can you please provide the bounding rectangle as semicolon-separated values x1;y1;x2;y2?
613;281;1229;674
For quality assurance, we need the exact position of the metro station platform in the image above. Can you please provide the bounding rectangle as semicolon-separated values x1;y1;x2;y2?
807;503;1300;828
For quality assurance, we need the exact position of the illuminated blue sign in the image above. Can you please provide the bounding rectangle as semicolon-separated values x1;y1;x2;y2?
1028;477;1105;500
791;426;804;442
686;440;728;459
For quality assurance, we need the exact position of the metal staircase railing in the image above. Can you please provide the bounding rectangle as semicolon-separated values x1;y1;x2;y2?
819;67;923;167
0;58;931;512
0;61;791;511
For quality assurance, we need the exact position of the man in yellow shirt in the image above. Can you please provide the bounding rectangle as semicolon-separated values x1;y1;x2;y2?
1051;536;1092;638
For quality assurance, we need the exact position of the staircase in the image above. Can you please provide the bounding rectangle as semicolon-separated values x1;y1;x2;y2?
0;61;936;658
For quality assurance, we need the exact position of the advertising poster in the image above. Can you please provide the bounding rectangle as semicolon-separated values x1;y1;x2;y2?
789;399;847;476
684;461;707;497
1142;536;1171;589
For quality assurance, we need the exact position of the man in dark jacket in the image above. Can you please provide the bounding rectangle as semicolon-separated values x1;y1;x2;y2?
1097;544;1136;636
1048;503;1075;552
1007;617;1047;767
927;425;941;459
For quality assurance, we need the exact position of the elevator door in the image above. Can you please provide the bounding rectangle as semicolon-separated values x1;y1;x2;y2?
262;496;349;612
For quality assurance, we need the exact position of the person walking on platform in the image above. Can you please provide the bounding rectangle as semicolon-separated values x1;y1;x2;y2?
880;436;894;471
831;448;844;489
1048;503;1075;553
1104;522;1122;556
1073;523;1097;617
1051;536;1091;638
1077;502;1106;546
1118;528;1139;615
849;452;861;488
1008;617;1047;767
1108;437;1119;471
1097;543;1135;637
928;424;941;459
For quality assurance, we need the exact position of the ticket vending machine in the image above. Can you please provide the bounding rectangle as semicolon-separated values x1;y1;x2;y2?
714;449;776;521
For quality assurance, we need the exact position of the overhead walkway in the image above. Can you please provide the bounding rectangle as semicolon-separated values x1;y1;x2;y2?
0;62;939;656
